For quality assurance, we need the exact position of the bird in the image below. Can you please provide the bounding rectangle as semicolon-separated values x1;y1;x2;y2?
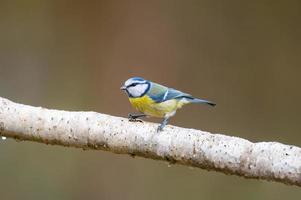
120;77;216;132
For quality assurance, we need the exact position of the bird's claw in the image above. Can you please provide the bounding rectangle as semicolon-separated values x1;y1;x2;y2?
157;125;163;132
128;114;143;123
129;118;143;123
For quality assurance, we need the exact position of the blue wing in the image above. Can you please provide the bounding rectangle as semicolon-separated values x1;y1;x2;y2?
163;88;192;102
147;82;216;106
147;83;192;103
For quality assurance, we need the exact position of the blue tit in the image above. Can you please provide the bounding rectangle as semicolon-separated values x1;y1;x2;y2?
121;77;216;132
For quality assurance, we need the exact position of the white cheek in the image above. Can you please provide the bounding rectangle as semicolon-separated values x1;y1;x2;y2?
128;84;148;97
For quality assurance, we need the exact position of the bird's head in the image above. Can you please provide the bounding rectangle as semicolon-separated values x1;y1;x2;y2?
121;77;151;98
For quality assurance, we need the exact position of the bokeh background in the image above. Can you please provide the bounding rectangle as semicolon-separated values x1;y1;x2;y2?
1;0;301;199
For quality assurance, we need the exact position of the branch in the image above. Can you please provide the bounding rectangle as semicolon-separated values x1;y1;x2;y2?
0;97;300;186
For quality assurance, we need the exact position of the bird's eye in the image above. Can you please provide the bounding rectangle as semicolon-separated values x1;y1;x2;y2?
130;83;138;87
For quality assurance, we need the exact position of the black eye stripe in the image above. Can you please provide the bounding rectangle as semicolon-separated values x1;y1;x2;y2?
126;81;147;89
125;81;150;98
128;83;139;87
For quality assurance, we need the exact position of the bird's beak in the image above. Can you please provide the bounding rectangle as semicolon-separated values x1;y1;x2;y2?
120;85;126;90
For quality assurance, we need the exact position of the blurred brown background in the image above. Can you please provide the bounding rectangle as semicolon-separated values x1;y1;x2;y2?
0;0;301;199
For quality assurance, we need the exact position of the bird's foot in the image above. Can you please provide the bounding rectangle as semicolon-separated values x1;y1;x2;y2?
128;113;144;123
157;124;164;132
156;117;169;132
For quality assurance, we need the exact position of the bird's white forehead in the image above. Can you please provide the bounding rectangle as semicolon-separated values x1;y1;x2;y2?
124;79;146;86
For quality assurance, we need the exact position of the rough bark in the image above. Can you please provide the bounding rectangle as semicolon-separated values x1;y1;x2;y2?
0;97;300;186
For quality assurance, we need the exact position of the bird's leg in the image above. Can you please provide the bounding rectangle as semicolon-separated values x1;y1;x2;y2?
157;117;169;132
128;113;147;122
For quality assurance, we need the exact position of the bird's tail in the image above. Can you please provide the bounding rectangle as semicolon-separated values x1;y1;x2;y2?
188;97;216;107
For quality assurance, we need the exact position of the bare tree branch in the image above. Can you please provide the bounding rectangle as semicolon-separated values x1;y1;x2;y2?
0;96;300;186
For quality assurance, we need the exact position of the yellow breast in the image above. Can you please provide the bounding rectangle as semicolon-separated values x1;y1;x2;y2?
129;96;179;118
